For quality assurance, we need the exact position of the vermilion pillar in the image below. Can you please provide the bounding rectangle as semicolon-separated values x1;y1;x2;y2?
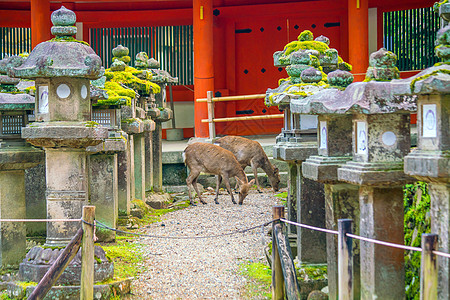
31;0;51;48
348;0;369;81
193;0;214;138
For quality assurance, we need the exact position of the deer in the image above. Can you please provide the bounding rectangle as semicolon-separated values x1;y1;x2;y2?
183;142;255;205
215;136;280;193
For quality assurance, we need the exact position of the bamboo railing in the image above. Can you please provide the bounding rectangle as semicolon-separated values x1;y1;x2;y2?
196;91;283;139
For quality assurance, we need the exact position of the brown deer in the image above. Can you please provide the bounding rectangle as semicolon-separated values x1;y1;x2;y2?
215;136;280;193
183;142;255;205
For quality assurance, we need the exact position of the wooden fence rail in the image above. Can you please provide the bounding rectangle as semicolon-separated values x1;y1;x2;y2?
271;206;301;300
27;206;95;300
196;91;283;139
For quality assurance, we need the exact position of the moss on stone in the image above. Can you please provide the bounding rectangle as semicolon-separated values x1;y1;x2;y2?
284;40;330;56
298;30;314;42
48;36;90;46
84;121;99;127
104;69;160;95
410;68;450;91
404;182;431;299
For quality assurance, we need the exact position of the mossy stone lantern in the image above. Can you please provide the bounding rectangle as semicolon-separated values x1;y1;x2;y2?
404;20;450;298
88;83;127;242
291;70;361;299
10;6;108;247
336;48;416;299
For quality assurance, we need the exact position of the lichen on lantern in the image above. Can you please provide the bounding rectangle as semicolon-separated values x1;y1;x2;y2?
364;48;400;82
267;29;351;106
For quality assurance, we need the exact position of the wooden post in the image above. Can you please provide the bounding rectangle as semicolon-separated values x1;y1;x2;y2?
206;91;216;140
338;219;353;300
28;228;83;300
169;84;176;129
420;234;438;300
81;206;95;300
272;206;285;300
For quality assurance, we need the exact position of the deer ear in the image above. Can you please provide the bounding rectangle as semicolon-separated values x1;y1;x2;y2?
235;177;244;186
249;179;255;186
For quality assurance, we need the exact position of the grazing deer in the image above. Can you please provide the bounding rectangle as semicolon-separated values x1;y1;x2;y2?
215;136;280;193
183;142;255;205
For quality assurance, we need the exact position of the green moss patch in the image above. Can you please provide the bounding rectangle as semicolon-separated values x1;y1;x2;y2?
284;40;330;56
404;182;431;300
101;238;144;278
239;262;272;299
410;68;450;91
49;36;90;46
104;67;160;95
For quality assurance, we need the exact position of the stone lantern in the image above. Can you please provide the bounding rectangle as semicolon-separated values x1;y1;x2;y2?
291;70;361;299
266;31;352;264
87;83;127;242
10;6;108;247
336;48;416;299
0;57;44;268
403;17;450;298
134;52;177;193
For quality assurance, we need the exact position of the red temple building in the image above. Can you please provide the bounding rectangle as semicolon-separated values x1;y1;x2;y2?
0;0;436;138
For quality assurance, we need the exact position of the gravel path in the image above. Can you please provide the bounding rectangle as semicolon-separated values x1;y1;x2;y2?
129;188;282;299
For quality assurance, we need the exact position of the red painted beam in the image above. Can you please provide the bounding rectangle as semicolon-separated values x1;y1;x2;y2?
31;0;51;47
193;0;214;138
348;0;369;81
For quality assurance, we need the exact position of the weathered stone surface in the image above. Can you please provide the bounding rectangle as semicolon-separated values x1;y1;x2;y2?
0;170;27;268
25;163;46;237
302;156;351;183
146;192;171;209
121;118;144;134
0;55;25;75
134;133;146;200
273;142;317;162
89;153;118;242
295;165;327;264
86;137;127;154
307;290;328;300
327;70;353;88
290;81;416;115
338;161;414;186
17;278;132;300
19;246;113;284
22;122;108;148
0;146;43;170
359;186;405;299
118;134;132;215
0;93;34;110
9;42;104;79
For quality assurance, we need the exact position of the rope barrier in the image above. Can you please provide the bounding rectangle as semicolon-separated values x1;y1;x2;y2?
433;250;450;259
280;218;339;235
0;218;81;222
94;220;274;240
347;233;422;252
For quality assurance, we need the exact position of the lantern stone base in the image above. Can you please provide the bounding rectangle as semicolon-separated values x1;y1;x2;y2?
273;142;317;162
19;246;113;285
302;156;351;183
404;150;450;182
4;278;131;300
338;161;414;186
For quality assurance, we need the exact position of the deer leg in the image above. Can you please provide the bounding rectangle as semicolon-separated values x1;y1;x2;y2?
186;171;199;205
214;175;222;204
223;176;237;204
192;177;207;205
233;179;239;194
251;161;262;193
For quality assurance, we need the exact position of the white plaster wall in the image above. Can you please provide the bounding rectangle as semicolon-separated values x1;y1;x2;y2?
162;102;195;129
